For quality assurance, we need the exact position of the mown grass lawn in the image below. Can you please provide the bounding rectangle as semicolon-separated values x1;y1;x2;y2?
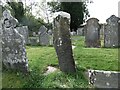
2;36;119;88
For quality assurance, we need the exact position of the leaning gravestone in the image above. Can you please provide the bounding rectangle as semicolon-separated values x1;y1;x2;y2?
2;10;28;72
16;26;29;44
104;15;119;47
38;25;49;46
84;18;101;47
53;11;76;73
86;69;120;88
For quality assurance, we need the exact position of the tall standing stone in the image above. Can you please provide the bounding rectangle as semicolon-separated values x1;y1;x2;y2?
104;15;119;47
53;11;76;73
84;18;101;47
2;10;28;72
38;25;49;46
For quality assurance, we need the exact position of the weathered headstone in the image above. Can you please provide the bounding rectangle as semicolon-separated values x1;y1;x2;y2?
77;28;84;36
84;18;101;47
104;15;119;47
38;25;49;46
53;11;76;73
86;69;120;88
16;26;29;44
29;37;38;46
2;10;28;72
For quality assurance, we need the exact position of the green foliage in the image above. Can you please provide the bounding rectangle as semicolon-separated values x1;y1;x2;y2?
48;1;90;31
7;1;25;23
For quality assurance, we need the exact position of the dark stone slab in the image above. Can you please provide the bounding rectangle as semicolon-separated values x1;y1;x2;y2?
84;18;101;48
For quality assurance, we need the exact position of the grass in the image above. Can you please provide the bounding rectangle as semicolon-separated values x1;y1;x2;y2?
2;36;119;88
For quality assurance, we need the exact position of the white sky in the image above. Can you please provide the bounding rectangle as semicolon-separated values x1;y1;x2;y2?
1;0;119;23
87;0;120;23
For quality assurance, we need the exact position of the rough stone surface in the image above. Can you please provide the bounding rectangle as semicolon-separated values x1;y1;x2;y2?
16;26;29;44
84;18;101;47
86;69;120;88
53;11;76;73
38;25;49;46
104;15;120;47
2;10;28;72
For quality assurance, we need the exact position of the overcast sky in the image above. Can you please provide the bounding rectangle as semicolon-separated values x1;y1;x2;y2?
87;0;119;23
1;0;119;23
29;0;120;23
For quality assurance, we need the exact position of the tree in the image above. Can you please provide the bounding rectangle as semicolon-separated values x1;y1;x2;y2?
48;1;90;31
7;1;25;23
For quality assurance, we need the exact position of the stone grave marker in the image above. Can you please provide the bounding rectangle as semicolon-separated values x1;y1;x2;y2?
53;11;76;73
16;26;29;44
77;28;84;36
104;15;120;47
86;69;120;88
2;10;28;72
38;25;49;46
84;18;101;47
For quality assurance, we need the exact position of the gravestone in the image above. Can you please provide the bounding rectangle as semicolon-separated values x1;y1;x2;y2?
2;10;28;72
48;29;53;46
38;25;49;46
16;26;29;44
84;18;101;47
53;11;76;73
104;15;119;47
29;37;38;46
77;28;84;36
70;31;76;36
86;69;120;88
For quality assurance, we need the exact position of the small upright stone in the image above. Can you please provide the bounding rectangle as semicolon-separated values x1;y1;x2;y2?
53;11;76;73
16;26;29;44
38;25;49;46
84;18;101;47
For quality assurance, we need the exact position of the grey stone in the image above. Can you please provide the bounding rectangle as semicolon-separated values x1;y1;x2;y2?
29;37;38;46
2;10;28;72
86;69;120;88
84;18;101;47
77;28;84;36
104;15;120;47
70;31;76;36
16;26;29;44
53;11;76;73
38;25;49;46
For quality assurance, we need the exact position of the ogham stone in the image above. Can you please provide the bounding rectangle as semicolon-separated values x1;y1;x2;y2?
53;11;76;73
2;10;28;72
84;18;101;47
104;15;120;47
